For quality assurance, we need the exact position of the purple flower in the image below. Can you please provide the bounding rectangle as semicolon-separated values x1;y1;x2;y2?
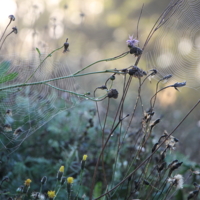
126;35;139;49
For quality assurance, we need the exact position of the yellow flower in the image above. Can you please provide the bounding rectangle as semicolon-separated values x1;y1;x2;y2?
59;165;64;172
83;155;88;161
67;177;74;184
47;191;56;199
24;179;32;186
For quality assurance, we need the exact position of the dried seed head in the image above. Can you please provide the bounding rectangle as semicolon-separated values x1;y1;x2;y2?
16;185;24;193
8;15;15;21
150;118;160;130
3;123;12;132
128;66;146;78
165;135;179;150
168;160;178;168
187;190;199;199
6;109;12;116
173;81;186;91
12;26;18;34
13;127;23;136
168;161;183;176
31;192;45;200
63;38;69;53
150;69;158;76
107;89;118;99
143;110;154;124
162;74;172;81
130;46;143;57
159;131;179;150
167;174;184;189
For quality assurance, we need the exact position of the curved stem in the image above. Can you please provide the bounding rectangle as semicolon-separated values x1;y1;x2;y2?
45;83;107;101
0;19;12;43
25;46;64;83
149;85;173;109
73;51;129;75
0;30;14;50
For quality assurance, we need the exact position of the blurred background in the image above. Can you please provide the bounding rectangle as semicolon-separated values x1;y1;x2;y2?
0;0;199;160
0;0;200;198
0;0;200;196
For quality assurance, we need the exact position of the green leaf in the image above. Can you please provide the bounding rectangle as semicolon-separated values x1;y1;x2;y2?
93;182;102;198
36;47;41;56
0;72;18;84
0;61;10;76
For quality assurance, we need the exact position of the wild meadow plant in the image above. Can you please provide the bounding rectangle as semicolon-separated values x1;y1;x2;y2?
0;0;200;200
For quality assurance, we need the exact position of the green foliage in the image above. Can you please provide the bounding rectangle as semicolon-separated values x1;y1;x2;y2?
93;182;102;198
0;61;18;84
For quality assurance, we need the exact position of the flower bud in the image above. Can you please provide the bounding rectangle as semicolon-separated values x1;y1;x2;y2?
41;176;47;185
57;166;64;181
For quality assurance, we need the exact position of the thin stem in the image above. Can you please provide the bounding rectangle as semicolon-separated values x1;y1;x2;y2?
75;170;83;200
54;186;61;200
25;46;64;83
0;69;122;92
101;98;110;188
150;85;173;109
152;79;162;109
163;185;173;200
45;83;107;101
73;51;129;75
0;19;12;43
137;4;144;43
0;30;14;50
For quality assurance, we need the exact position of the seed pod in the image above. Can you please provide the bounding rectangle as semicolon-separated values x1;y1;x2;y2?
162;74;172;81
8;15;15;21
157;162;166;172
110;75;115;81
152;142;159;153
187;190;199;199
143;179;150;186
107;89;118;99
168;162;183;176
63;38;69;53
12;27;18;34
